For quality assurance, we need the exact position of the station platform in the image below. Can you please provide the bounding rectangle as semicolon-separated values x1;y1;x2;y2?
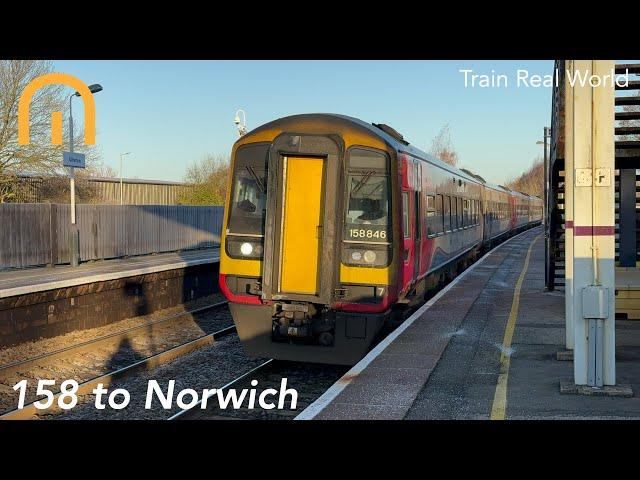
0;248;220;299
298;227;640;420
0;248;221;345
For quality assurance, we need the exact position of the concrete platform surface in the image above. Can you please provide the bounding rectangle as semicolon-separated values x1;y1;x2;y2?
0;248;220;299
298;227;640;420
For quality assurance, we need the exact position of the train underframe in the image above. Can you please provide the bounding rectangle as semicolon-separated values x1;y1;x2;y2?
230;302;390;365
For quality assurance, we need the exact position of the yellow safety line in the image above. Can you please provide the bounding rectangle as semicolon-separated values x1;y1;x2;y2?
490;233;541;420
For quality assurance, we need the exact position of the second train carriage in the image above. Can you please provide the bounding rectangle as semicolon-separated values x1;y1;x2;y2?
219;114;542;365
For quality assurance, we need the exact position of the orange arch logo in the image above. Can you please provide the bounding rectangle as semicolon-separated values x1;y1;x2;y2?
18;73;96;146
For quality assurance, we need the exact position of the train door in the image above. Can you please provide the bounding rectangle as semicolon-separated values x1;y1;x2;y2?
480;191;486;242
279;156;325;294
260;134;341;306
400;155;417;294
455;196;463;252
413;163;422;280
483;192;492;241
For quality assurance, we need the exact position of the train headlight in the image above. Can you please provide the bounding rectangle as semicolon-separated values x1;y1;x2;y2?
363;250;376;263
351;251;362;262
226;236;264;259
240;242;253;256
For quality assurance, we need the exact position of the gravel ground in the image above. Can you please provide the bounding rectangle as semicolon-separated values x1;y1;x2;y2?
0;293;230;414
183;361;349;420
50;335;268;420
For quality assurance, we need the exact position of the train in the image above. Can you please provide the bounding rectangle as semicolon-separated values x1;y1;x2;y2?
219;114;542;365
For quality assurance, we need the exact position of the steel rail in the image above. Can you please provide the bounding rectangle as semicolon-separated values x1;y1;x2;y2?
168;359;275;420
0;301;229;380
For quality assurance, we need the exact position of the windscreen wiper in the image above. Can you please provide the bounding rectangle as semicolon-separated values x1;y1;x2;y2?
351;170;375;197
246;165;265;194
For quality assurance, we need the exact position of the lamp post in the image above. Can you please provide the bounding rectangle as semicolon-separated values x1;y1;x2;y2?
536;127;551;219
537;126;551;290
68;83;103;267
119;152;131;205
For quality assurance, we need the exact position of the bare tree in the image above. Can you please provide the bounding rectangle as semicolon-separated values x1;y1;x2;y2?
30;173;99;203
178;154;230;205
0;60;101;202
430;123;459;166
506;156;544;198
86;163;117;178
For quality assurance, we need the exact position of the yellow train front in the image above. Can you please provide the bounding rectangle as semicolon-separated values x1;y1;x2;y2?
219;114;403;365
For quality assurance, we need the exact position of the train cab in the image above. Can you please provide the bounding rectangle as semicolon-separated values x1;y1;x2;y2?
219;114;402;364
219;113;543;365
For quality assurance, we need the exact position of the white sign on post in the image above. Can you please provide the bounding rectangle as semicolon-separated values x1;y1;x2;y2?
63;151;86;169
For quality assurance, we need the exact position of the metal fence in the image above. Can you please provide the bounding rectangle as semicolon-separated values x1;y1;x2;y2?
85;177;193;205
0;204;224;269
13;175;194;205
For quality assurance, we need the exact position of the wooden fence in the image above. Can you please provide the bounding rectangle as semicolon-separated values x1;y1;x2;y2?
0;204;224;269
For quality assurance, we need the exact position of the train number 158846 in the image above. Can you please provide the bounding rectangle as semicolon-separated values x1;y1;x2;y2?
348;228;387;240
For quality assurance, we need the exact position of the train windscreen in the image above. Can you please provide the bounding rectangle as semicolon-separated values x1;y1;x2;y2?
227;144;269;236
344;148;391;243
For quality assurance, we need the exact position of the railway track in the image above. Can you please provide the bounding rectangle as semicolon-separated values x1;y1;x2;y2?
0;300;233;419
169;359;348;420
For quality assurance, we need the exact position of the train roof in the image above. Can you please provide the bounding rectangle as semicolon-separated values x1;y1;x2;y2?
245;113;540;199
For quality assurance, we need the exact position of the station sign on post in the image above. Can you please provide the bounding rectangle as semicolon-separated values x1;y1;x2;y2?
63;151;86;169
64;150;85;268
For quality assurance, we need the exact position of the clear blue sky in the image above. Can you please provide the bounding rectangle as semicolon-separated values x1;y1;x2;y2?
54;60;553;185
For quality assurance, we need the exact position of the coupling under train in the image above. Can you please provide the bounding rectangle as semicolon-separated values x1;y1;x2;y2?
219;114;542;365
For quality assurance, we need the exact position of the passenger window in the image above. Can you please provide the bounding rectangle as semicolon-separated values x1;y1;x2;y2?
457;197;463;227
443;195;451;232
426;195;438;237
472;200;480;225
463;199;470;226
435;194;444;234
426;195;435;213
451;197;457;230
